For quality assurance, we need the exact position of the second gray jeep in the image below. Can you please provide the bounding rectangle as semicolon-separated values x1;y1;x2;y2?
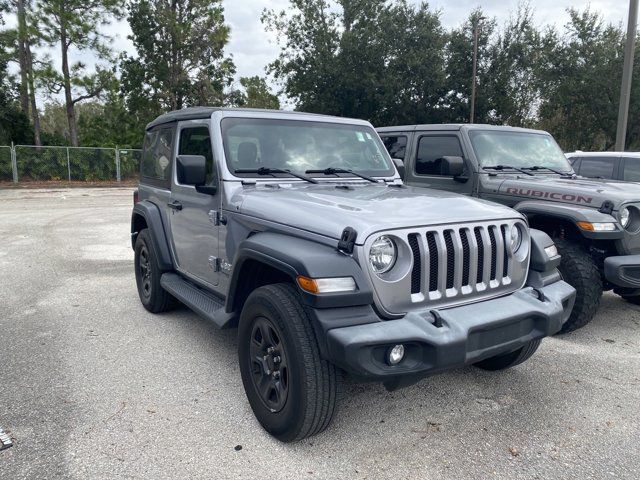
132;108;575;441
379;124;640;333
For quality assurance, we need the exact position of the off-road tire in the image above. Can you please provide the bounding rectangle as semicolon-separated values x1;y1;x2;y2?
621;295;640;306
474;339;542;371
553;238;602;333
134;229;174;313
238;283;341;442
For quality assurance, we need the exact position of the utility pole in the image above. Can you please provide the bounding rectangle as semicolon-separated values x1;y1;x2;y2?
616;0;638;151
470;16;485;124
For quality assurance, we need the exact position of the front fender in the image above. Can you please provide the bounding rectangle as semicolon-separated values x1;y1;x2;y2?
227;232;374;310
131;201;173;271
514;200;624;240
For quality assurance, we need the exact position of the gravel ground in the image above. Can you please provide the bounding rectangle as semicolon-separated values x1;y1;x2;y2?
1;187;639;479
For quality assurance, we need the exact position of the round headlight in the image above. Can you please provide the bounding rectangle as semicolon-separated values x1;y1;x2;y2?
369;235;397;274
620;207;631;228
510;225;523;252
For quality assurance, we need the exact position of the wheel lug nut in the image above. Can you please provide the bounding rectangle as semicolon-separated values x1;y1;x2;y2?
273;371;280;379
267;347;275;354
273;356;281;363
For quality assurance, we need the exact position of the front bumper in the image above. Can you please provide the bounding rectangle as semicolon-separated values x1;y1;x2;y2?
324;280;575;383
604;254;640;288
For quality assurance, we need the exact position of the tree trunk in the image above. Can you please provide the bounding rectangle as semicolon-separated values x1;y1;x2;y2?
60;20;79;147
25;40;41;147
17;0;30;115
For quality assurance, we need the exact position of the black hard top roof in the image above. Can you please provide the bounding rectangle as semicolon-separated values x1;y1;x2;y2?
145;107;349;130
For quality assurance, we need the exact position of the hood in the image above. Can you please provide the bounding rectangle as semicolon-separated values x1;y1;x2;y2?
496;175;640;209
229;182;522;243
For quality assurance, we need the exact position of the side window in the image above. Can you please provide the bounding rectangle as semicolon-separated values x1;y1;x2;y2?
381;135;408;160
178;126;216;184
415;135;463;176
579;157;615;179
140;130;158;178
623;159;640;182
141;127;174;186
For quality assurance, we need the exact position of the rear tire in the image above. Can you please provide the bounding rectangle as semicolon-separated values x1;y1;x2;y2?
134;229;174;313
553;238;602;333
238;283;341;442
474;339;541;371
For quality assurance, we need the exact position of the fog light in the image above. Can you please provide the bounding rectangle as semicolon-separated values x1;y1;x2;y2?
544;245;558;258
387;344;405;365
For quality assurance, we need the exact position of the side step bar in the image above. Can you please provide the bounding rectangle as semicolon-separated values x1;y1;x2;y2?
160;273;237;329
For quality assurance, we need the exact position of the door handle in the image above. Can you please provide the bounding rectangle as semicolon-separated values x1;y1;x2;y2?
167;201;182;211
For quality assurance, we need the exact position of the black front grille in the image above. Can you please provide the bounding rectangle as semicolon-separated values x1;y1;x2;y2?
402;223;513;299
408;233;421;294
426;232;439;292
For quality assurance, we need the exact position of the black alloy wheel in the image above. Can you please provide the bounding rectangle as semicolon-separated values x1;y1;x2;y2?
248;316;290;413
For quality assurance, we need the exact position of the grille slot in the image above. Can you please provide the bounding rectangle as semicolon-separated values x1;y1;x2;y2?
488;226;498;281
444;230;455;289
426;232;439;292
474;227;484;284
408;233;421;294
461;229;471;287
500;225;509;278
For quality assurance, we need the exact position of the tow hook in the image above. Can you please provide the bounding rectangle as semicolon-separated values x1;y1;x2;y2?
531;288;547;302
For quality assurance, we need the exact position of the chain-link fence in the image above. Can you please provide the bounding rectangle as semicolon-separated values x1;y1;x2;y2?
0;145;142;183
0;146;13;182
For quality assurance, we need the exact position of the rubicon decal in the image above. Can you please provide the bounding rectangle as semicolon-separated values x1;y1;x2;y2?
506;187;593;204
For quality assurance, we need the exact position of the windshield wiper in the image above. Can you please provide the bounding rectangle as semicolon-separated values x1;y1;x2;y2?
305;167;379;183
234;167;318;184
482;165;534;176
523;165;575;177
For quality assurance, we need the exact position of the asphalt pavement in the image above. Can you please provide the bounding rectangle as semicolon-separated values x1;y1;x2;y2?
0;187;639;479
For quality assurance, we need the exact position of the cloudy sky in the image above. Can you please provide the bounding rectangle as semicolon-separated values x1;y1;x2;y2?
6;0;632;99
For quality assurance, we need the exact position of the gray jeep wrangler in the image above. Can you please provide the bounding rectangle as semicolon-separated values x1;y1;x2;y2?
378;124;640;333
131;108;575;441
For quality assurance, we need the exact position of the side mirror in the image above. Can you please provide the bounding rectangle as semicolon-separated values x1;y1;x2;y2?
392;158;406;180
439;156;465;177
177;155;207;185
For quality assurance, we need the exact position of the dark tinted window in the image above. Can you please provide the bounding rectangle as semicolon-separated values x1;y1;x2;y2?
579;157;615;179
381;135;408;160
415;135;463;175
623;158;640;182
179;126;216;184
141;128;173;184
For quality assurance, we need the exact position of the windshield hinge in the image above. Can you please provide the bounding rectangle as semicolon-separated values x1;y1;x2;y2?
337;227;357;255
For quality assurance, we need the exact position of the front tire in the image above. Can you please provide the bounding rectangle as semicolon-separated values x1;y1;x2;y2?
238;284;341;442
134;229;174;313
553;238;602;333
474;339;541;371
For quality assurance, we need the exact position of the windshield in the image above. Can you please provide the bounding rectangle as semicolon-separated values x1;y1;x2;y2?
469;130;573;173
221;117;395;178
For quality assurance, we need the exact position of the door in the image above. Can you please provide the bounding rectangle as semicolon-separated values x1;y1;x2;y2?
167;121;221;288
404;133;473;194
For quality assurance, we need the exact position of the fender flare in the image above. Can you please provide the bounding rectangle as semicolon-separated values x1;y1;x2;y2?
514;200;624;240
226;232;374;310
131;201;173;271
